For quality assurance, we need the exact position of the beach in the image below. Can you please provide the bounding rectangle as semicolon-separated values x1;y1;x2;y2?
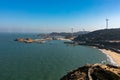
99;49;120;66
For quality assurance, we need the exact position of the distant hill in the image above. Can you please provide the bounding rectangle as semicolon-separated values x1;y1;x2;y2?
74;28;120;41
49;31;89;37
38;31;89;37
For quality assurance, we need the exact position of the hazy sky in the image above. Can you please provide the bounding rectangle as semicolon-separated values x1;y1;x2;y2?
0;0;120;33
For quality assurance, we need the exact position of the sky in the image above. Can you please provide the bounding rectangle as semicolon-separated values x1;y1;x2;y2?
0;0;120;33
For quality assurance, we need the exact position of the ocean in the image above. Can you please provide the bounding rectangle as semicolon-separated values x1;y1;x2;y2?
0;33;110;80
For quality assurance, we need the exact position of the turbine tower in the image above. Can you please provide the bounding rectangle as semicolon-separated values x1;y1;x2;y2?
106;19;109;29
71;28;73;37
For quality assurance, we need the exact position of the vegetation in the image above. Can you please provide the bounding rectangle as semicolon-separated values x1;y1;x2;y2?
74;28;120;53
74;28;120;41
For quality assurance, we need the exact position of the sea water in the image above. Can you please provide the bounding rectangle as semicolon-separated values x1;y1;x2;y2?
0;33;110;80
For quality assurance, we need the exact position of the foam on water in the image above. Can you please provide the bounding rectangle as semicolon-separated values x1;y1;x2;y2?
99;49;118;66
106;54;118;66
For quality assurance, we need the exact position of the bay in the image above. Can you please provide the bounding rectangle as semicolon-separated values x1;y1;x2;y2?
0;33;109;80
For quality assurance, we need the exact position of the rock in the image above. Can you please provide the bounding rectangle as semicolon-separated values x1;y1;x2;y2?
60;64;120;80
15;38;34;43
24;38;33;43
15;38;24;42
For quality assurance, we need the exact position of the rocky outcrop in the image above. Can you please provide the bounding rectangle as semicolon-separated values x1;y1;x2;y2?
14;38;48;43
15;38;34;43
24;38;33;43
15;38;25;42
60;64;120;80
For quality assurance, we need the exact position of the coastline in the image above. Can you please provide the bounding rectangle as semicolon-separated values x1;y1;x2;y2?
99;49;120;66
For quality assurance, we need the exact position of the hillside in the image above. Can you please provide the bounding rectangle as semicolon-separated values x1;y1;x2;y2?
74;28;120;53
60;64;120;80
74;28;120;41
